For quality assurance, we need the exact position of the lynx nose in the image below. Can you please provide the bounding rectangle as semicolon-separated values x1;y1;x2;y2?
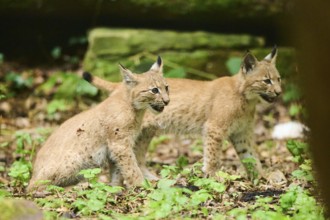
163;99;170;106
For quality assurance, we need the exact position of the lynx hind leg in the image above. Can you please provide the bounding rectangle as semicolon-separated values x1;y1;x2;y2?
109;160;124;186
134;127;159;181
27;160;82;192
108;140;144;187
230;133;264;181
202;123;224;176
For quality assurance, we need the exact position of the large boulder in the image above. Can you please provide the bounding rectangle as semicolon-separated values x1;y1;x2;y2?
83;28;266;80
83;28;295;81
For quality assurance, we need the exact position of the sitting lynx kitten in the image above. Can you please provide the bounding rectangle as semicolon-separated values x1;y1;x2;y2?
27;57;169;192
85;47;281;180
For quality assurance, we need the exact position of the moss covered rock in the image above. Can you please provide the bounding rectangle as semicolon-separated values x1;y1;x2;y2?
0;198;43;220
83;28;296;83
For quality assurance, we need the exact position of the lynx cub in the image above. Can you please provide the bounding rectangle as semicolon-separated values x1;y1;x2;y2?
85;47;281;180
27;57;169;192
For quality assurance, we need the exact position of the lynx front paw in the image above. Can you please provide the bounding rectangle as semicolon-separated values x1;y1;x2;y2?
124;171;145;187
141;167;159;181
202;165;218;177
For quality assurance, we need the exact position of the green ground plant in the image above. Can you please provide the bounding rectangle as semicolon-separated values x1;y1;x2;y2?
287;140;314;182
36;71;98;116
3;134;317;220
8;131;44;188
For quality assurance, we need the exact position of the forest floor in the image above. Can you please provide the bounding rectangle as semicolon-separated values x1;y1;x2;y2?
0;63;325;219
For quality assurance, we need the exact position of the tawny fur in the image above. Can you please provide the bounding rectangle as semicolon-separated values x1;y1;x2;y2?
27;58;169;192
86;48;282;180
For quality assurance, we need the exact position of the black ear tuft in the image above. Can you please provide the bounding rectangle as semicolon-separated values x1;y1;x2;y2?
83;72;93;82
119;63;126;70
157;55;162;66
271;45;277;58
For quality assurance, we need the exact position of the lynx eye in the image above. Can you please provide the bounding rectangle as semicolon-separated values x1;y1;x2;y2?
151;88;159;94
165;86;169;93
263;79;272;85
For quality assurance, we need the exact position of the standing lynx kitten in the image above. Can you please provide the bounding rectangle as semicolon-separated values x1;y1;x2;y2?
86;47;281;180
27;57;169;192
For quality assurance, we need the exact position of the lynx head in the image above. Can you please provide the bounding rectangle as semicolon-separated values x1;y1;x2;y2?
240;46;282;103
120;56;170;113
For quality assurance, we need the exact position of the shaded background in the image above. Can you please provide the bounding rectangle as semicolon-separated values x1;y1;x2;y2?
0;0;293;64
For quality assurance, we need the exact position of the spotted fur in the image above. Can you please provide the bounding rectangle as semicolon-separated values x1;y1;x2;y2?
27;57;169;192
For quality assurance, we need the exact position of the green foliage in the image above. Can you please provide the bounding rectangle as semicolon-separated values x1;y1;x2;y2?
15;131;45;157
144;177;212;219
228;208;248;220
0;94;5;100
286;140;308;164
38;72;98;99
283;83;302;103
228;185;324;220
286;140;314;182
45;183;64;193
8;160;31;187
160;165;179;178
175;156;189;170
37;71;98;115
46;99;70;115
164;67;187;78
36;195;68;210
68;36;87;46
0;53;4;64
5;72;33;90
216;170;241;182
291;159;314;182
251;196;274;211
15;131;33;155
251;210;288;220
35;168;122;217
289;103;304;117
72;170;122;216
279;185;324;219
148;135;170;153
141;165;228;219
180;162;204;178
8;131;43;187
191;177;226;194
145;184;189;219
4;154;327;219
0;189;10;198
241;157;259;184
51;46;62;59
226;56;241;75
78;168;102;181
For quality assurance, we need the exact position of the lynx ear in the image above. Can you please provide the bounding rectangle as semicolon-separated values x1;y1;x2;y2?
150;56;163;73
242;52;258;74
119;64;137;85
264;45;277;64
